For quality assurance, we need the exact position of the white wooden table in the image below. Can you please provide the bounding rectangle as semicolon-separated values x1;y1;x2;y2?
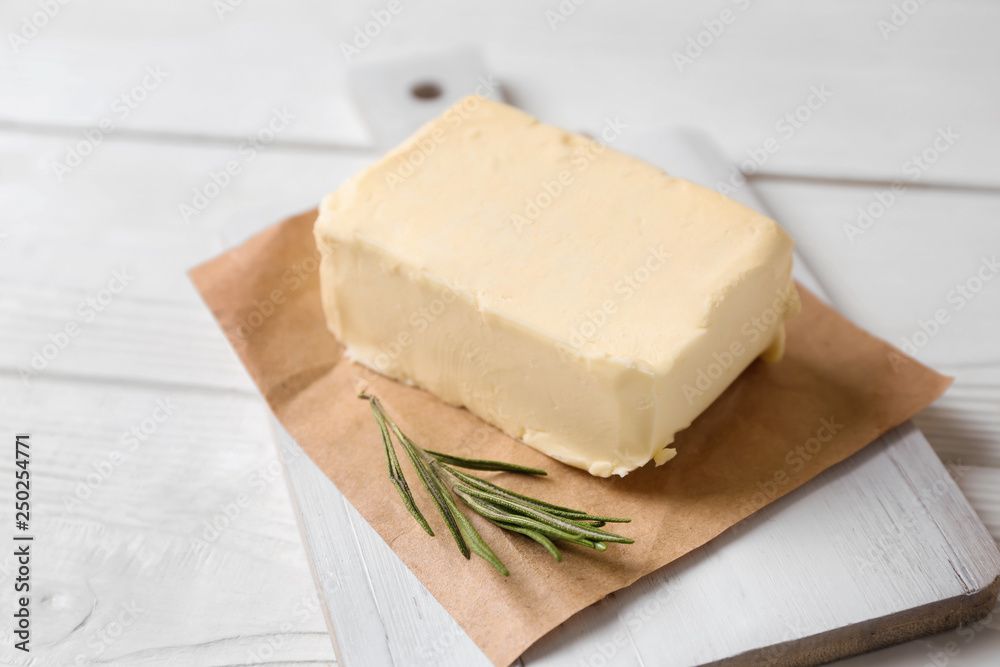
1;2;998;665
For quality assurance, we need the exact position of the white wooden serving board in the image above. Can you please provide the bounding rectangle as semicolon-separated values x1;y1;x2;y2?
223;51;1000;667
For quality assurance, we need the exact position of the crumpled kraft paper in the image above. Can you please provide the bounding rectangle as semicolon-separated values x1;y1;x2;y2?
189;209;951;667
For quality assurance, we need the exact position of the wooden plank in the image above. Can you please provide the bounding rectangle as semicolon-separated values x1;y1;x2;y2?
752;180;1000;371
0;278;256;391
281;432;400;667
2;1;998;185
0;375;337;666
0;129;374;390
916;371;1000;470
956;466;1000;548
0;0;370;146
0;130;373;297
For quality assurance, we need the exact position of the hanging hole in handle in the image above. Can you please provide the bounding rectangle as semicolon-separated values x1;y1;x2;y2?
410;81;443;101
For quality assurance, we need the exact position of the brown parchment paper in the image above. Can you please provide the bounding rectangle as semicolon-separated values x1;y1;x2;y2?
189;210;951;667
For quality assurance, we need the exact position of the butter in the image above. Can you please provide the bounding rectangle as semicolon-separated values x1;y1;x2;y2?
315;96;799;477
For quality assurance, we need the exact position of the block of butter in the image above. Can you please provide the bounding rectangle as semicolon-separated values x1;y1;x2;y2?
315;96;799;477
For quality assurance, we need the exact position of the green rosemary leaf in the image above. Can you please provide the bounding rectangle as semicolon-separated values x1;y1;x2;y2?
455;510;509;575
452;478;631;544
425;449;547;475
430;468;509;575
444;466;632;525
407;445;469;556
557;517;637;543
455;490;585;543
366;396;433;536
553;536;605;550
457;491;630;555
368;396;470;558
492;522;563;562
444;467;586;515
541;509;630;523
539;510;631;523
454;482;634;544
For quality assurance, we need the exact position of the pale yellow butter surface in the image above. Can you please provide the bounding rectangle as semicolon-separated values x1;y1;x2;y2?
315;96;799;477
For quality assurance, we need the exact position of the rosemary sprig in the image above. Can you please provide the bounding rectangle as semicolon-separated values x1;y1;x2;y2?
360;393;633;575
